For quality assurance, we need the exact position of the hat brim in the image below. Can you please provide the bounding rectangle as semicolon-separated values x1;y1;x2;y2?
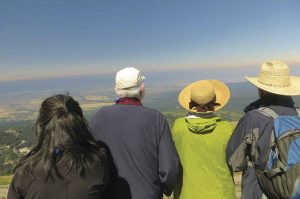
178;80;230;113
245;76;300;96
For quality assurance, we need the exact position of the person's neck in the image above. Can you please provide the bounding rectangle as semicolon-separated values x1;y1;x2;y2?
244;94;294;113
115;97;142;106
186;112;216;118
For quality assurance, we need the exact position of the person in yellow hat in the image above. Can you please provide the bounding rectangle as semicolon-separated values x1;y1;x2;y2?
172;79;236;199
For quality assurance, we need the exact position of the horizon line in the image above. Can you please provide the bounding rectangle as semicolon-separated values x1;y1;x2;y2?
1;60;299;83
0;63;255;83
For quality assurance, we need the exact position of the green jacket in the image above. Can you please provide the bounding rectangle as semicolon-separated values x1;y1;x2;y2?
172;115;236;199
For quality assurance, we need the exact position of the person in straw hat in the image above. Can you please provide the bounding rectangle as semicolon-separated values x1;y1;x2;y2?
226;60;300;199
172;79;236;199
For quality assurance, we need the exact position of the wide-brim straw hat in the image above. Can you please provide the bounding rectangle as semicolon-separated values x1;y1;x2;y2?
245;60;300;96
178;80;230;113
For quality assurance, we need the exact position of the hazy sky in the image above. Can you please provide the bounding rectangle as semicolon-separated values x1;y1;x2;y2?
0;0;300;81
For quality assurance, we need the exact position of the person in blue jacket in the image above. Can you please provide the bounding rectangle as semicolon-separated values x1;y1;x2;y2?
90;67;179;199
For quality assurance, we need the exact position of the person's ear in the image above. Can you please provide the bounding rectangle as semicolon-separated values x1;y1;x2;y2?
258;88;267;98
139;84;145;101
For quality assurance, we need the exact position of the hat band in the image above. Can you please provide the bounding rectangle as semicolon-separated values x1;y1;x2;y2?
189;97;220;112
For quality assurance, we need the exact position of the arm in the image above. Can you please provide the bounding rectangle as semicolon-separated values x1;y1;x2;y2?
226;114;253;172
226;113;265;199
158;115;179;196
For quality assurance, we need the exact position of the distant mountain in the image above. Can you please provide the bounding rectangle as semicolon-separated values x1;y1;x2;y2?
0;69;251;100
143;81;300;113
1;75;300;119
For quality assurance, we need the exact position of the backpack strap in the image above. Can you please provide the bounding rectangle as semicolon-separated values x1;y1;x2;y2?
256;107;281;176
296;108;300;116
257;107;279;119
257;107;299;177
256;107;278;148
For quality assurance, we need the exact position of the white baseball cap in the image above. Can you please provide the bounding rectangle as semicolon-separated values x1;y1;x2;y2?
115;67;146;90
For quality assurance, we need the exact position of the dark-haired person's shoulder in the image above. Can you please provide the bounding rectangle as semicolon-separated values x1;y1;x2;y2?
95;141;110;154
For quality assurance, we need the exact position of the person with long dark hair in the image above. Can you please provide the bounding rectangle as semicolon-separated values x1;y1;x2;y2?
8;94;109;199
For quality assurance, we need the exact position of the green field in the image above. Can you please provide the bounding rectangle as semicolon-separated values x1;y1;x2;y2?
0;176;11;186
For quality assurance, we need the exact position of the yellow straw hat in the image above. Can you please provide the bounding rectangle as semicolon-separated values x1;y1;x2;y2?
245;60;300;96
178;80;230;113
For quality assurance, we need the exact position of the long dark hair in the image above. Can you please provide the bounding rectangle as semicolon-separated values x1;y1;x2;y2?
14;94;105;178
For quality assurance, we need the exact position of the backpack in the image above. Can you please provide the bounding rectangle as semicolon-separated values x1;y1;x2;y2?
253;107;300;199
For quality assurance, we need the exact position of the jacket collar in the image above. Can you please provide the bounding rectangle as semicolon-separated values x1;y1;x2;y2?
115;97;142;106
244;94;294;113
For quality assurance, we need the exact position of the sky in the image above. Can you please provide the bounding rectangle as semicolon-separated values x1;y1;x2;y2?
0;0;300;81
